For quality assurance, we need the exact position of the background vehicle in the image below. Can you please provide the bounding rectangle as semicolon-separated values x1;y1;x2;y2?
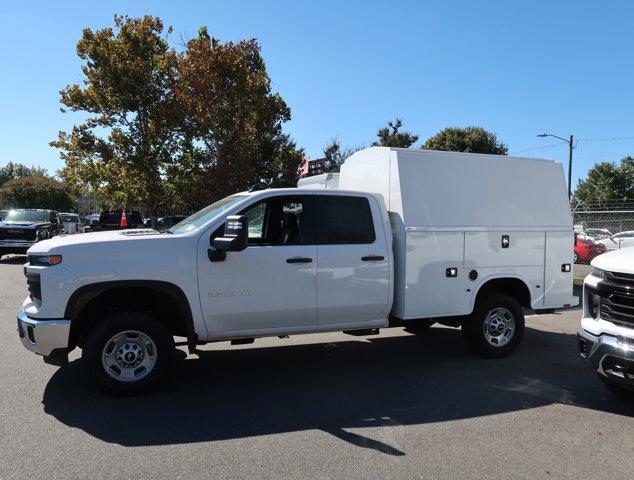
578;247;634;398
96;210;143;230
595;231;634;251
60;213;84;234
17;147;575;394
584;228;612;240
0;210;8;223
574;234;606;263
0;209;63;258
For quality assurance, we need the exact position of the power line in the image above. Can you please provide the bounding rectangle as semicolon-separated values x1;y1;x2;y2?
577;136;634;142
510;141;568;155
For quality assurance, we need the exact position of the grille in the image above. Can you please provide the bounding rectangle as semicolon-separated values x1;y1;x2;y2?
598;270;634;327
0;227;36;241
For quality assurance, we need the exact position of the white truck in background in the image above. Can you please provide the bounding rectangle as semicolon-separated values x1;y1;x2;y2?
578;247;634;397
17;147;575;394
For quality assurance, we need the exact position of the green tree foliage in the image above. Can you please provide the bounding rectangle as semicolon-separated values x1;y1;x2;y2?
52;16;304;216
0;176;74;211
52;15;181;218
0;162;47;187
373;118;419;148
422;126;508;155
176;27;304;205
322;138;362;172
572;156;634;205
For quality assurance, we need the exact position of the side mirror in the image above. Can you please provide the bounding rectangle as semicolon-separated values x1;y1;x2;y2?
574;233;578;246
213;215;249;252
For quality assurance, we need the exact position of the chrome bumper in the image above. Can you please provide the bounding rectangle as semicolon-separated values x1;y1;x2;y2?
17;308;71;357
578;328;634;389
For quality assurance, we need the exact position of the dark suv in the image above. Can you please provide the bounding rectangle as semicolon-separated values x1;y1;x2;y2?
97;210;144;231
0;209;64;258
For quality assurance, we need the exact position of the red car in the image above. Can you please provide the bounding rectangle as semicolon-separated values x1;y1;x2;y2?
574;236;606;263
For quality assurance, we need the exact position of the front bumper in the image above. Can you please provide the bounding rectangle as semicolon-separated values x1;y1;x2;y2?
0;240;36;252
578;328;634;390
17;308;71;358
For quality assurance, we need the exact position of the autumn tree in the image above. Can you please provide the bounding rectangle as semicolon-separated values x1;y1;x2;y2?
176;27;304;205
0;176;74;211
373;118;419;148
51;15;183;222
0;162;47;187
422;126;508;155
572;156;634;205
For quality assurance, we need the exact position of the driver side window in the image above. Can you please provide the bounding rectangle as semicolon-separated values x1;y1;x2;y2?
211;195;314;247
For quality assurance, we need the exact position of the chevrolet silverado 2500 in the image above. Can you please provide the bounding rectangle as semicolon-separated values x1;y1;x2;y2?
17;147;576;393
578;247;634;397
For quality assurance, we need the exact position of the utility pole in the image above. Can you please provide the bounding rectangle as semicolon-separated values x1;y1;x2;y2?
537;133;575;199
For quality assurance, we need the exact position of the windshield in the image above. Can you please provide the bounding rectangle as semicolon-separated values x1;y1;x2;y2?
60;214;78;222
5;210;49;223
169;194;249;234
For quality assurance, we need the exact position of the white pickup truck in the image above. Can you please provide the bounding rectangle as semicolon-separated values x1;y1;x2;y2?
17;147;576;394
578;247;634;397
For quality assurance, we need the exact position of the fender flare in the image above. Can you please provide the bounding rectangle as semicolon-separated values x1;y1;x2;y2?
64;280;198;352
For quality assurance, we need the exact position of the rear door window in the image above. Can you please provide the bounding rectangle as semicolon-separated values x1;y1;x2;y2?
316;196;375;244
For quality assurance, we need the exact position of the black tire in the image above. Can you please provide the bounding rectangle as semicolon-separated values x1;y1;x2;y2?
601;379;634;400
462;293;524;358
83;311;175;395
404;320;435;334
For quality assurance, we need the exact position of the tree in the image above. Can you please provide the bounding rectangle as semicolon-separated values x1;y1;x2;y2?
52;15;182;221
572;156;634;205
176;27;304;205
0;176;74;211
373;118;418;148
422;126;508;155
0;162;47;187
322;138;363;172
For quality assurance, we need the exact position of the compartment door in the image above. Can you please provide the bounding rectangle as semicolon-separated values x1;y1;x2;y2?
544;231;574;307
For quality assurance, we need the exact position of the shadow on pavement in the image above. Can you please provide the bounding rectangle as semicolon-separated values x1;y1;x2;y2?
42;326;632;455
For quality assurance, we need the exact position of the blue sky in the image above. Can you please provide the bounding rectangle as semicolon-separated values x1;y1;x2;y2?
1;0;633;188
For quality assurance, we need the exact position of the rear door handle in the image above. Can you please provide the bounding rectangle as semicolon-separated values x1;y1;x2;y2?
362;255;385;261
286;257;312;264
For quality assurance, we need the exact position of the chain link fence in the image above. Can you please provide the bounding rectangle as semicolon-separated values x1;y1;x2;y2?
572;202;634;281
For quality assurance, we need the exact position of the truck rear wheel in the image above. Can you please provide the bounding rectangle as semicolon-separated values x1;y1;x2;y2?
462;293;524;358
83;311;175;395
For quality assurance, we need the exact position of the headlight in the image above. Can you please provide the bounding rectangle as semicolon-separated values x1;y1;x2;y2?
36;228;49;240
28;255;62;266
590;266;605;279
587;291;601;319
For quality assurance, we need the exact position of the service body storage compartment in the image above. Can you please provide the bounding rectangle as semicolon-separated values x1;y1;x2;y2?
338;147;575;319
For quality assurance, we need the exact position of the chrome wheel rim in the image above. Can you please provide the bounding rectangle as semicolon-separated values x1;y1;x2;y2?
101;330;157;382
483;307;515;347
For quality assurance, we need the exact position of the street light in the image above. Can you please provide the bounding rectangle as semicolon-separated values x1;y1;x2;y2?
537;133;574;199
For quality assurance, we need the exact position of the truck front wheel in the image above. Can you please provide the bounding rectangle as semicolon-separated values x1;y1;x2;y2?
83;312;175;395
462;293;524;358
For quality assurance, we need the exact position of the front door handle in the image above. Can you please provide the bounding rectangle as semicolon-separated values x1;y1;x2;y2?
286;257;312;264
362;255;384;261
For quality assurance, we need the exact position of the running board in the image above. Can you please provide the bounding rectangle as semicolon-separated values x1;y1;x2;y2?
231;338;255;345
343;328;380;337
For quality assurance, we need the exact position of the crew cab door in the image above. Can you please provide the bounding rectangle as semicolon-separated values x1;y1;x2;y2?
315;194;391;326
197;194;318;335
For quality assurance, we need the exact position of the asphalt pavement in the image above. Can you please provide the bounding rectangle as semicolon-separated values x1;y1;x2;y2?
0;255;632;479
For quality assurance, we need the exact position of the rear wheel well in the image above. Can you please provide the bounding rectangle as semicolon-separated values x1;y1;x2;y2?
474;278;531;310
68;283;192;349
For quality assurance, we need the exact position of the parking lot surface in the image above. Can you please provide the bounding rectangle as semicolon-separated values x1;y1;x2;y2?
0;255;632;480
